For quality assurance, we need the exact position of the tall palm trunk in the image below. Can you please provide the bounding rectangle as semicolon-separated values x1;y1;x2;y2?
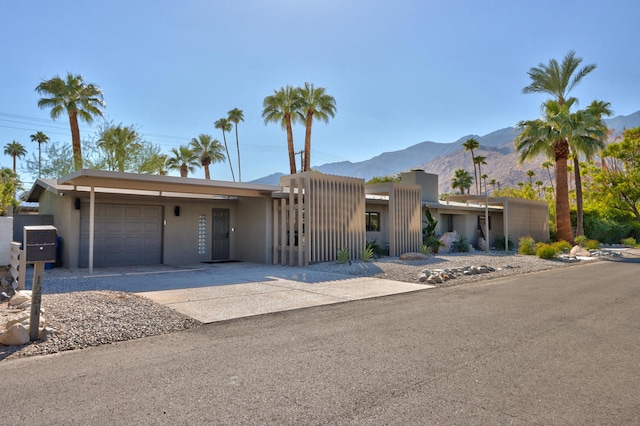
221;131;235;182
546;166;555;193
203;159;211;180
554;140;574;242
304;112;313;171
285;114;297;174
69;110;83;170
469;150;478;194
573;156;584;237
234;125;241;182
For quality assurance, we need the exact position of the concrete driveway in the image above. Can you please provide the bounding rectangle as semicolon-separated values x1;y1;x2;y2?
27;262;432;323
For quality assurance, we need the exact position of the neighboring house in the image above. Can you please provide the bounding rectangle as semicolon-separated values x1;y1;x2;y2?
21;169;549;270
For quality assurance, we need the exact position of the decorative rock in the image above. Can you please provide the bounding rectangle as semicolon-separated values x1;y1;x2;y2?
0;291;9;302
438;231;460;254
400;252;429;260
570;245;591;257
9;290;31;307
0;323;30;345
478;237;488;252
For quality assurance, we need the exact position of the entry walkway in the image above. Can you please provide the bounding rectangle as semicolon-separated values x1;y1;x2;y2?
28;262;433;323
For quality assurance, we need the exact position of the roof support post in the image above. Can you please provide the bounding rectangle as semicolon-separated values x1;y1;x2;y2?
485;192;490;253
89;186;95;274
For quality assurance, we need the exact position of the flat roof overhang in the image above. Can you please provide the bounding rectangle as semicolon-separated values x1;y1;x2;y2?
28;169;281;200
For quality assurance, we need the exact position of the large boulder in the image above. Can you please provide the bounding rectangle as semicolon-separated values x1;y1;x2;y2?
570;245;591;257
438;231;459;254
9;290;31;307
400;252;429;260
0;323;30;345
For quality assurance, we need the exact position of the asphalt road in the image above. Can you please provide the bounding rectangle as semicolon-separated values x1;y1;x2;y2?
2;255;639;425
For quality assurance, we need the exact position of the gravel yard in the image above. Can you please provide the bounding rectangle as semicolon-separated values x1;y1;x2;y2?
1;250;632;361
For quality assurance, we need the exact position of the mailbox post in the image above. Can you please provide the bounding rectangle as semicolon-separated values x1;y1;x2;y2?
23;225;57;341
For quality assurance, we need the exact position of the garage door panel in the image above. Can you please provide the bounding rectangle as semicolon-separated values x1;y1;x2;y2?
80;204;162;267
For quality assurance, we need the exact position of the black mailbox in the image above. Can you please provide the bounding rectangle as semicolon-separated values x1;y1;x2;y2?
24;225;57;263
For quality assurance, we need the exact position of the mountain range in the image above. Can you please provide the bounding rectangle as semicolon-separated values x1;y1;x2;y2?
253;110;640;194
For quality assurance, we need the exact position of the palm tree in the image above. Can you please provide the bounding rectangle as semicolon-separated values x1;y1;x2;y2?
523;50;596;107
481;174;488;194
462;138;480;194
4;141;26;173
35;72;105;171
535;180;545;198
473;155;487;193
569;100;611;236
489;178;497;191
520;51;597;242
190;134;225;180
29;131;49;178
97;124;141;172
516;100;576;242
214;117;235;181
541;160;555;192
526;169;536;185
143;153;168;176
451;168;473;194
297;82;336;171
166;145;199;178
262;86;301;174
227;108;244;182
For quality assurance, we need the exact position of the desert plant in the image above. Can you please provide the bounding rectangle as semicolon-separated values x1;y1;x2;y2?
493;235;514;251
420;244;432;255
536;243;558;259
553;240;572;253
451;235;470;252
585;239;600;250
518;236;537;255
359;246;374;262
366;239;385;258
574;235;589;247
621;237;637;247
336;247;350;264
423;235;444;254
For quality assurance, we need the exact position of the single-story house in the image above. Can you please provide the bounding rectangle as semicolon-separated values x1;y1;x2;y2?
20;169;549;271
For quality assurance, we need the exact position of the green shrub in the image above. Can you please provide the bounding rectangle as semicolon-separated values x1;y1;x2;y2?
336;247;350;264
423;235;444;254
518;236;537;255
621;237;637;247
585;239;600;250
574;235;588;247
553;240;572;253
420;244;432;255
537;243;558;259
493;235;514;251
451;236;470;252
366;239;385;258
359;246;374;262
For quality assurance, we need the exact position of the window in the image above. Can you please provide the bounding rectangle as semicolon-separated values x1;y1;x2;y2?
366;212;380;232
198;214;207;254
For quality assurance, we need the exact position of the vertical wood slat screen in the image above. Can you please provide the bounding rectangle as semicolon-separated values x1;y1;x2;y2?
388;184;422;256
275;172;365;266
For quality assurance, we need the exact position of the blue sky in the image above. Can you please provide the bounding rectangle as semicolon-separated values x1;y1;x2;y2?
1;0;639;185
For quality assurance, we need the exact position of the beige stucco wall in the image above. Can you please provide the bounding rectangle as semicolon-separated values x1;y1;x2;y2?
37;191;274;268
235;197;273;264
365;201;389;252
38;192;80;268
0;216;13;265
504;198;549;244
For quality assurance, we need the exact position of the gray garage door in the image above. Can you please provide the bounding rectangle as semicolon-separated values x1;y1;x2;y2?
80;204;163;267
